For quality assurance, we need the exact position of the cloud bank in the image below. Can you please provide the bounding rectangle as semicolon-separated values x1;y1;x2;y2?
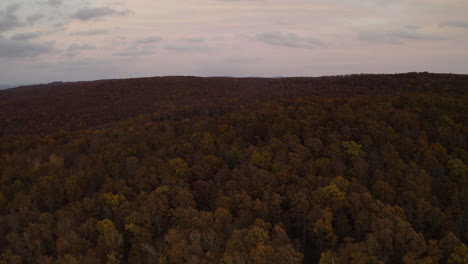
72;7;131;21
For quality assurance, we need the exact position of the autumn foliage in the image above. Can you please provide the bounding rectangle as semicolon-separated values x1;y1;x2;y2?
0;73;467;263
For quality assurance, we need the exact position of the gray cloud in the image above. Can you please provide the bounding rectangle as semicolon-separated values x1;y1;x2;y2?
182;37;205;43
134;36;163;44
112;50;153;57
0;4;22;32
390;31;443;40
71;29;109;36
11;32;40;41
359;31;403;45
0;36;54;58
47;0;63;6
164;44;210;52
359;29;444;45
72;7;132;21
65;44;96;58
405;25;421;30
27;13;44;25
257;32;324;49
67;44;96;51
439;20;468;29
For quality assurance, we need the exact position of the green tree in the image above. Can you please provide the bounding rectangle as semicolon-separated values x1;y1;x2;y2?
342;141;365;161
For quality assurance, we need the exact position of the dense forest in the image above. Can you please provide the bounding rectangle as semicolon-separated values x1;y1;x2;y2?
0;73;467;264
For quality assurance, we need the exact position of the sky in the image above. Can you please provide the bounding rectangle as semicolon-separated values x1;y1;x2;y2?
0;0;467;84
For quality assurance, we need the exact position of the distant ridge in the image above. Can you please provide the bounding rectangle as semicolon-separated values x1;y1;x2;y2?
0;85;18;90
1;73;467;136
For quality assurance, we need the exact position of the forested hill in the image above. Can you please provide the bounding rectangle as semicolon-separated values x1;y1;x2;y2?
1;73;467;136
0;73;467;264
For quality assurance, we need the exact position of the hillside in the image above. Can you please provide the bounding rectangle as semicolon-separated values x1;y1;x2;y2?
1;73;466;136
0;73;467;264
0;85;19;90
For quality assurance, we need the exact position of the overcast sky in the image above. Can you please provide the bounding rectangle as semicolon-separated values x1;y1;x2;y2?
0;0;467;84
